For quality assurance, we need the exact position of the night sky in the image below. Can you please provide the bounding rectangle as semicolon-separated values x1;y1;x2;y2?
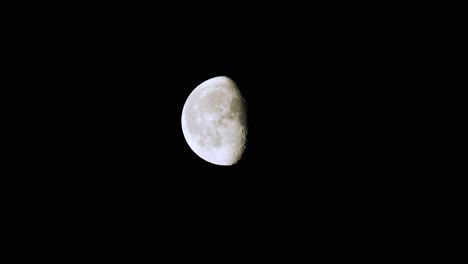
3;3;465;262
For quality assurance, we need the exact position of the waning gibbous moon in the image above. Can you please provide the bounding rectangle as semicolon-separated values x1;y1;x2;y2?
181;76;247;166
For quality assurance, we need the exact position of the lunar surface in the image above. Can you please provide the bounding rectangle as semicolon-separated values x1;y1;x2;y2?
181;76;247;166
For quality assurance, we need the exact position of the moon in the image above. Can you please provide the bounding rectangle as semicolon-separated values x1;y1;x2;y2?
181;76;247;166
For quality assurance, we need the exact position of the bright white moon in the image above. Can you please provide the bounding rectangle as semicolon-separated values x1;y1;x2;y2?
181;76;247;166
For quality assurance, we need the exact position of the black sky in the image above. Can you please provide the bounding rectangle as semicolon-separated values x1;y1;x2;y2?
2;3;465;262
